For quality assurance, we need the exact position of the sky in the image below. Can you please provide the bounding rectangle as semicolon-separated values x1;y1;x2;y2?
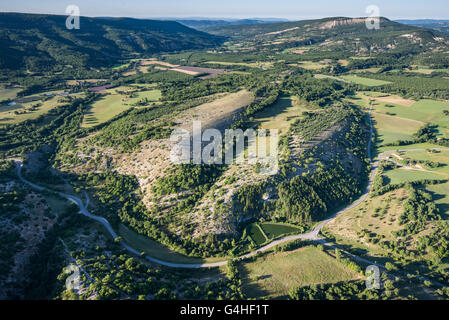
1;0;449;20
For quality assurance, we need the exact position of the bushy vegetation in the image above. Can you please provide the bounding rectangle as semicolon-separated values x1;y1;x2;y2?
394;184;440;237
291;107;351;142
289;280;393;300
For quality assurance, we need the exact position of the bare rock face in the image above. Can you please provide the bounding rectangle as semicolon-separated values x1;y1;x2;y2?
319;18;370;30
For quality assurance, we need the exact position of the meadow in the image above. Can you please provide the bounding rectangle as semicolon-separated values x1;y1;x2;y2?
118;224;224;264
315;74;391;86
206;61;273;69
349;92;449;146
326;188;408;254
326;147;449;265
82;86;162;128
372;112;424;145
247;224;267;246
0;94;69;126
297;61;327;70
260;223;300;239
383;168;443;185
384;150;449;217
0;86;21;101
339;75;392;86
395;150;449;176
249;95;308;135
407;65;449;75
239;246;362;299
373;99;449;124
246;222;302;246
426;182;449;220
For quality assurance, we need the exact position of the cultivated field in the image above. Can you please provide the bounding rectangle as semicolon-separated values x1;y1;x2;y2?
171;66;229;79
384;168;443;184
407;65;449;75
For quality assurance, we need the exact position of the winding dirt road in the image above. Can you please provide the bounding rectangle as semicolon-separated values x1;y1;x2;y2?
13;103;449;269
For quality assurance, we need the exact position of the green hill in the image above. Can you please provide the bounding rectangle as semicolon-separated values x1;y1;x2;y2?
203;17;449;55
0;12;224;71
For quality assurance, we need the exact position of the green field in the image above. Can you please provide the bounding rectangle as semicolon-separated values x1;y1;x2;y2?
426;182;449;219
260;223;300;239
0;86;21;101
379;142;447;153
247;222;302;246
383;168;443;185
384;150;449;218
396;150;449;176
349;92;449;146
82;87;161;127
339;75;392;86
239;246;362;299
0;95;67;126
373;112;425;145
408;65;449;75
250;95;308;134
314;74;342;81
118;224;225;264
206;61;273;69
373;99;449;125
315;75;391;86
282;46;313;54
297;61;327;70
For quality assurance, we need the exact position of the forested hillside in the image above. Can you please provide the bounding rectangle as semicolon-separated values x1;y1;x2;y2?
0;13;224;72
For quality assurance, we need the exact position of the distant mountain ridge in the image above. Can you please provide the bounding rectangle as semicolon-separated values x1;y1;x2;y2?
395;19;449;35
396;19;449;25
201;17;449;57
0;12;224;71
172;18;289;29
203;17;403;37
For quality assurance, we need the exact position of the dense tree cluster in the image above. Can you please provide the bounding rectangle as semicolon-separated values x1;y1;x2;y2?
276;163;361;223
364;73;449;100
284;74;351;107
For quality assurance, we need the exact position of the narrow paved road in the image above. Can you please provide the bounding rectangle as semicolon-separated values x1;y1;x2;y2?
13;104;449;269
17;159;382;268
